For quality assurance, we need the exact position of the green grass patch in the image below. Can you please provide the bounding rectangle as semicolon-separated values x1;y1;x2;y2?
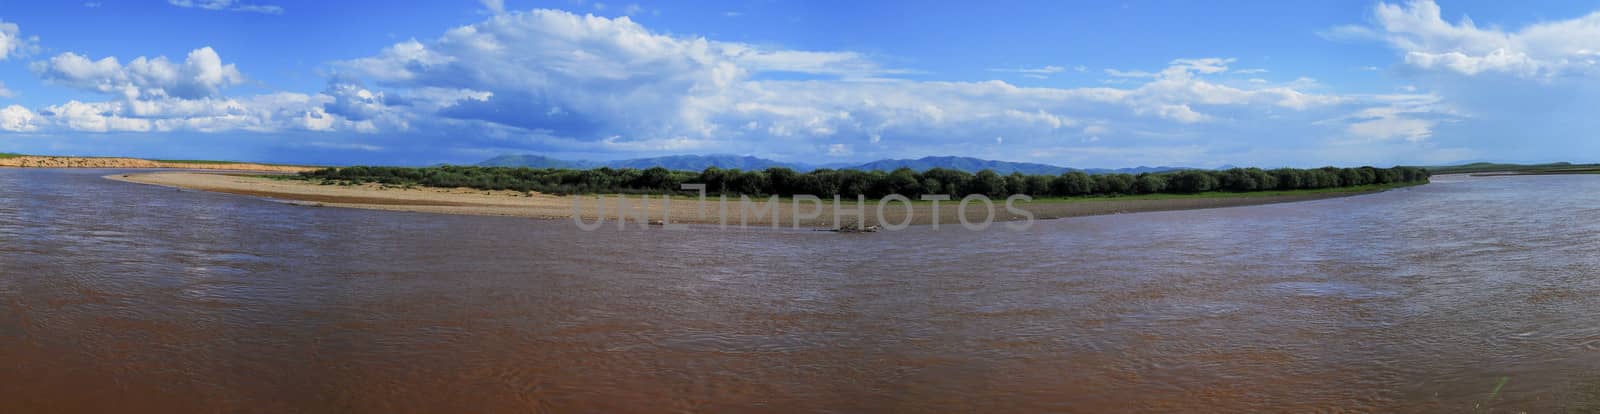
1500;167;1600;175
0;153;23;159
1424;161;1600;175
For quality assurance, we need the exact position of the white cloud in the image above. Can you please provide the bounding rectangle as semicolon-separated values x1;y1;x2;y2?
1363;0;1600;78
306;141;384;152
0;20;40;61
721;45;905;77
1169;58;1234;74
24;93;391;134
1318;93;1454;143
988;65;1067;78
1121;58;1345;115
16;45;413;135
0;81;12;98
322;82;388;122
1152;104;1207;123
4;6;1463;167
38;101;151;132
33;47;246;100
1105;68;1157;78
1347;108;1436;142
328;9;1348;159
168;0;283;14
1;105;40;132
480;0;504;14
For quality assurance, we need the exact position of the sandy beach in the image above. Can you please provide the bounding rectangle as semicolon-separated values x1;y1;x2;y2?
108;171;1407;228
1;156;315;173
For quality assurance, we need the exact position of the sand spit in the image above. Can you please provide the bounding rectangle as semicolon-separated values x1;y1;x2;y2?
109;172;1400;228
2;156;315;173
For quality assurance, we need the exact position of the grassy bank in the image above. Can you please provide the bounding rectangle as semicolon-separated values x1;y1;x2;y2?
1424;162;1600;175
1480;167;1600;176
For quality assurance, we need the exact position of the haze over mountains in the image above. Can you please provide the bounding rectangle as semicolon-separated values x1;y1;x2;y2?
476;154;1188;175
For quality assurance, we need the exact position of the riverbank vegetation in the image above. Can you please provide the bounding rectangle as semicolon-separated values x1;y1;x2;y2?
295;165;1430;198
1423;162;1600;175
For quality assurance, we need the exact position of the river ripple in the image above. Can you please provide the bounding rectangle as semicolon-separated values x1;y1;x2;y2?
3;169;1600;412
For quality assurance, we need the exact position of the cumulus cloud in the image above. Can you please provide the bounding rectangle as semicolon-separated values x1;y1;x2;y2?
1312;0;1600;160
168;0;283;14
322;81;388;122
33;47;246;100
17;46;399;134
1;105;40;132
24;93;392;134
1;6;1470;166
38;101;153;132
327;9;1354;159
1;20;40;61
33;47;246;101
8;38;485;136
1363;0;1600;78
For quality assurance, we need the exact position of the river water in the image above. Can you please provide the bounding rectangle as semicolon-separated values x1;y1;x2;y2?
3;169;1600;412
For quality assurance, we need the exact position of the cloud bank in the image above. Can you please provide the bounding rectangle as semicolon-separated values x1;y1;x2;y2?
4;2;1570;166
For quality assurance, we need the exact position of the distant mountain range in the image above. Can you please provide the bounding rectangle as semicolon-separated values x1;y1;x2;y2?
475;154;1191;175
849;156;1072;175
477;154;592;169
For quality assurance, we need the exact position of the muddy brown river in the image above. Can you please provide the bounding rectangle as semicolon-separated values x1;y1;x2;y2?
3;169;1599;412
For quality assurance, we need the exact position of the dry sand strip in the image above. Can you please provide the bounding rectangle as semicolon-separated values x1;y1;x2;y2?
109;171;1391;228
2;156;315;173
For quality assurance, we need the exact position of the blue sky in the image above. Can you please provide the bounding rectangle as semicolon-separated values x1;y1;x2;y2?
1;0;1598;168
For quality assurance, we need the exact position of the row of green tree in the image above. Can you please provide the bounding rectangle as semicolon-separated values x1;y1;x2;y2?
299;165;1429;198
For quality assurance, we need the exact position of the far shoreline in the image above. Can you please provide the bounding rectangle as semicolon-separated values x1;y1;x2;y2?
106;171;1425;228
0;155;317;173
